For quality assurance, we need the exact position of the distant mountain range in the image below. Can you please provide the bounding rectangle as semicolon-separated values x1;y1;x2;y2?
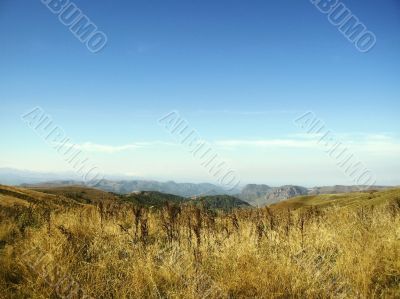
238;184;309;206
0;168;393;206
0;168;80;185
92;179;236;197
0;168;137;185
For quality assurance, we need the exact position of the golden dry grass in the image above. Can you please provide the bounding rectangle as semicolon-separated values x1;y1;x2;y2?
0;187;399;298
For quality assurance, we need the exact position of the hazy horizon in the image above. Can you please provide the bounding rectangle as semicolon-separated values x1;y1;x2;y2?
0;166;397;189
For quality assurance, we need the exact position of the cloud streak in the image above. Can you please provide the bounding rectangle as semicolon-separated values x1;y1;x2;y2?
53;134;400;154
52;141;176;153
215;139;315;148
214;134;400;154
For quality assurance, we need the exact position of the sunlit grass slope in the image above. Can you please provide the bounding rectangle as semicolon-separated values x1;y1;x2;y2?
0;185;399;298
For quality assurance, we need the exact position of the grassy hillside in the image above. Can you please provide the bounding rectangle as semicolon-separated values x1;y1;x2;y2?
270;188;400;210
29;185;119;204
0;184;82;208
122;191;187;207
0;185;399;298
188;195;250;211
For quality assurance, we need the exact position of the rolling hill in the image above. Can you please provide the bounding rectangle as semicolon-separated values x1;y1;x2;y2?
0;184;82;208
2;183;398;214
121;191;187;207
269;188;400;211
28;185;120;204
238;184;393;206
0;185;251;212
188;195;251;211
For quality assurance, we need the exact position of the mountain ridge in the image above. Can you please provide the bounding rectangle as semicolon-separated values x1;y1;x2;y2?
0;168;394;206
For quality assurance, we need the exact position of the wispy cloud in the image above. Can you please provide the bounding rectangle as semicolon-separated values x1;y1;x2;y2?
215;139;315;148
52;141;176;153
354;135;400;154
75;142;142;153
52;134;400;155
214;133;400;153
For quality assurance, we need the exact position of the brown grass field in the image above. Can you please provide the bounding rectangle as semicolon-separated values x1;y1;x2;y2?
0;185;399;298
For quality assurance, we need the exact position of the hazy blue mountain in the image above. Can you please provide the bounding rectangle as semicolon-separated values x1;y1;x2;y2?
2;168;237;198
239;184;308;206
93;179;236;197
0;168;80;185
239;184;272;204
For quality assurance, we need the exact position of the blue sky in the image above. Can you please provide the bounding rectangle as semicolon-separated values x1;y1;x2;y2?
1;0;399;186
